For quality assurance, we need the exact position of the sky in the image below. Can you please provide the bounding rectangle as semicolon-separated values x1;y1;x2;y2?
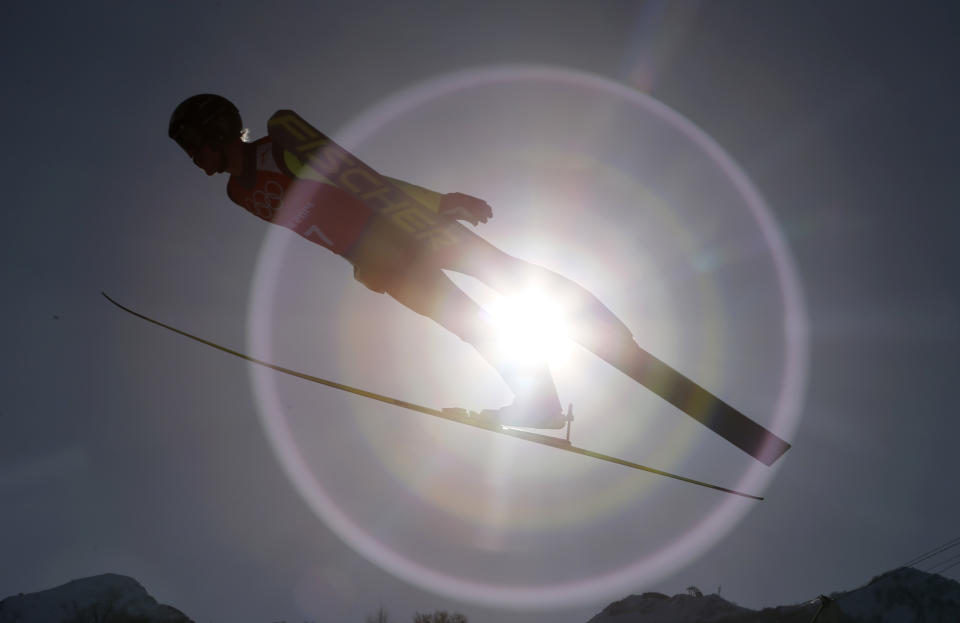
2;1;959;622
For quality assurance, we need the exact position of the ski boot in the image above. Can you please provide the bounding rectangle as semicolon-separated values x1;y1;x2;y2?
476;397;569;429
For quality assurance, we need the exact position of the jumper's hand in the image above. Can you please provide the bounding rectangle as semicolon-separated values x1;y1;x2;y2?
439;192;492;225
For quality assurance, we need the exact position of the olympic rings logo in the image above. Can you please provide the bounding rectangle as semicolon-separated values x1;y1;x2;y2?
245;180;285;220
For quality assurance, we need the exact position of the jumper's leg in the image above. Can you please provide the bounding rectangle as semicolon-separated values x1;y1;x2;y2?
434;230;640;364
381;264;565;429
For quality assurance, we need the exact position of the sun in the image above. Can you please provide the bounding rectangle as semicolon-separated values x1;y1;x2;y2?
486;291;572;365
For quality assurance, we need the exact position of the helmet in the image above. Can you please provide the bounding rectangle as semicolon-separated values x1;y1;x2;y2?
168;94;242;151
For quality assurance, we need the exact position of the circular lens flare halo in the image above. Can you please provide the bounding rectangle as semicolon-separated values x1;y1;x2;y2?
247;65;809;609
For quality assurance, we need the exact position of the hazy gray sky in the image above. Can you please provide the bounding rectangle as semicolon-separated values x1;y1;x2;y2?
3;2;958;622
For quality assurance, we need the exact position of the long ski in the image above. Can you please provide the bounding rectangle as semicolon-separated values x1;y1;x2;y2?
598;345;792;466
103;292;763;500
266;110;789;467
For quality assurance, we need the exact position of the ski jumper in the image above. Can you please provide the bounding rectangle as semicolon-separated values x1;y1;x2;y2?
225;110;638;420
172;96;791;458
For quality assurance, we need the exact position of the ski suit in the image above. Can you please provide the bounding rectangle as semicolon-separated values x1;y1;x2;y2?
224;111;636;418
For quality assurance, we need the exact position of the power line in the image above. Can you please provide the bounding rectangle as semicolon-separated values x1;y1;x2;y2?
928;551;960;576
902;535;960;568
938;558;960;576
804;536;960;622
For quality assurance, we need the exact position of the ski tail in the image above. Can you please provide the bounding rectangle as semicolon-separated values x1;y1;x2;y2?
604;347;791;466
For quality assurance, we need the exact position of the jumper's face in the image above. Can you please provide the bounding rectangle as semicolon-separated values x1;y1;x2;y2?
187;143;225;176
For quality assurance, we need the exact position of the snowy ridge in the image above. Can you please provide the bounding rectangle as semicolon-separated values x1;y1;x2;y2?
831;566;960;622
587;567;960;623
586;590;823;623
587;591;756;623
0;574;192;623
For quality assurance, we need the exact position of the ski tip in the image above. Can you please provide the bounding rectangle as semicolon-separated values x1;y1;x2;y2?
101;292;128;311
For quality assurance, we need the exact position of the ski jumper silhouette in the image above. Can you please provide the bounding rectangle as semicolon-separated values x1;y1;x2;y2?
168;94;791;463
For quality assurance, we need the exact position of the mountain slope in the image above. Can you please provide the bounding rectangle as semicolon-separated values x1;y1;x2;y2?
2;566;957;622
0;574;192;623
832;566;960;622
587;567;960;623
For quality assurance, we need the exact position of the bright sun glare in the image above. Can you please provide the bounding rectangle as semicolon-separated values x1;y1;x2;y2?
487;291;572;365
